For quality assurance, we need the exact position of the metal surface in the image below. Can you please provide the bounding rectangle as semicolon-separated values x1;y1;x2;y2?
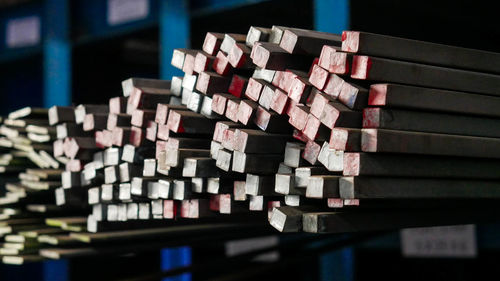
340;176;500;199
342;30;500;74
351;55;500;96
362;128;500;158
369;83;500;117
343;152;500;178
363;107;500;138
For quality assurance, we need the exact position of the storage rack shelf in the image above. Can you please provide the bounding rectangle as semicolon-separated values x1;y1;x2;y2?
0;0;347;112
5;1;497;281
0;1;349;281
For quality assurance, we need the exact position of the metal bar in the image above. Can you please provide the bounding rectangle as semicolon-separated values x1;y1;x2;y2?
363;107;500;138
195;71;231;96
303;208;500;233
202;32;224;56
288;77;313;104
306;175;340;199
233;129;289;154
317;142;343;172
166;110;217;134
362;128;500;158
232;151;283;174
295;167;330;188
245;174;276;196
280;29;342;56
236;100;259;125
369;83;500;117
251;43;314;71
340;176;500;199
351;55;500;96
342;31;500;74
320;101;362;129
269;206;318;232
330;128;361;151
343;152;500;178
246;26;271;48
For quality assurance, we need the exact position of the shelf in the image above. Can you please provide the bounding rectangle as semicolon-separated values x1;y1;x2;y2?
0;1;352;280
190;0;271;17
72;0;159;46
358;223;500;251
0;1;44;63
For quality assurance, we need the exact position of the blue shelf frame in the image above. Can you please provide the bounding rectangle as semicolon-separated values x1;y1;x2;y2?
44;0;70;108
0;2;44;63
2;0;350;107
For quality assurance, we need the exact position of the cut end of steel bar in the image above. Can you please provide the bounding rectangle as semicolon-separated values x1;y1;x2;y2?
350;55;370;80
361;129;378;152
339;177;355;199
368;84;388;106
362;108;381;128
341;31;360;53
342;153;360;176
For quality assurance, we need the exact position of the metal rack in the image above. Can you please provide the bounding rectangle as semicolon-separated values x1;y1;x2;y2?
0;0;349;280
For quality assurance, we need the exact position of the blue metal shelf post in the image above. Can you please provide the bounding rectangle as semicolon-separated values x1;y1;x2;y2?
159;0;189;79
43;259;69;281
314;1;352;280
161;246;192;281
43;0;71;107
314;0;350;34
159;1;191;280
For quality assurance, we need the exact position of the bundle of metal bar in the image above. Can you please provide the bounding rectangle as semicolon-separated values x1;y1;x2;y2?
264;27;500;233
0;107;93;263
4;25;500;259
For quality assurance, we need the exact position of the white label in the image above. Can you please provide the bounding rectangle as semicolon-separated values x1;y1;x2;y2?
401;224;477;258
225;236;280;262
107;0;149;26
6;16;41;48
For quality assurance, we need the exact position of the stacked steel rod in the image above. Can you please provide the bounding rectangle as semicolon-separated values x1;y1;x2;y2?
2;26;500;264
0;107;92;263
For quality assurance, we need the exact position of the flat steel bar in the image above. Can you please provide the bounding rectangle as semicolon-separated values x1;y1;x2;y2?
306;175;341;199
351;55;500;96
303;208;500;233
340;176;500;199
295;166;330;188
232;151;283;174
253;106;291;134
166;110;217;134
342;31;500;74
369;83;500;118
280;29;341;56
320;101;362;129
363;107;500;138
213;51;233;76
246;26;271;47
233;129;289;154
329;128;361;151
245;174;276;196
343;152;500;178
228;75;248;98
202;32;224;56
196;71;231;96
251;42;313;71
362;128;500;158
